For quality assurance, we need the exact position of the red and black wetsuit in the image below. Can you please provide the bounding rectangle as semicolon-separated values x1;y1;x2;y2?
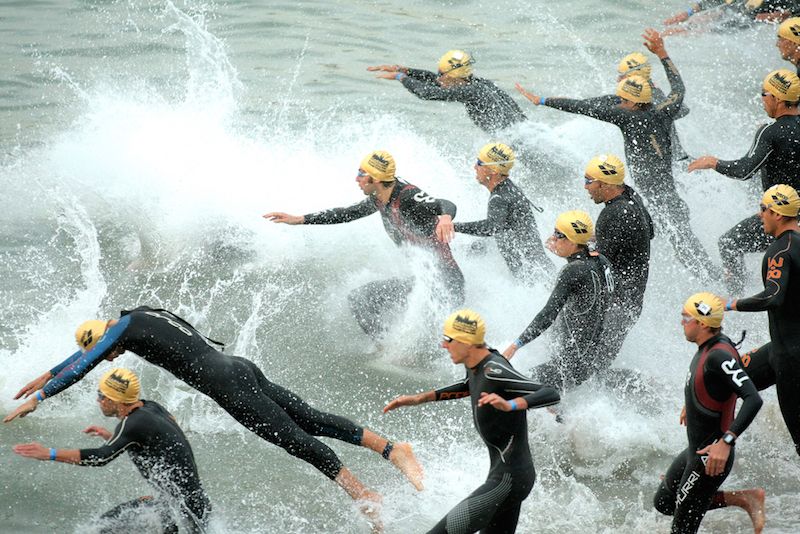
653;334;762;534
304;179;464;336
737;229;800;456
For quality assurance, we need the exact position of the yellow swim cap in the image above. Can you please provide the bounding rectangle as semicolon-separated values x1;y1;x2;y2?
438;50;474;79
360;150;396;182
617;52;652;80
477;142;515;174
585;154;625;185
778;17;800;45
745;0;764;9
555;210;593;245
98;368;141;404
763;69;800;102
443;309;486;345
75;320;108;353
761;184;800;217
683;292;724;328
616;75;652;104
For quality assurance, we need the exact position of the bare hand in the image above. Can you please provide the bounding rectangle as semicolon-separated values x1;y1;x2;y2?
696;440;731;476
664;11;690;25
515;83;542;105
383;394;422;413
367;64;407;73
435;215;455;243
687;156;718;173
83;425;112;440
643;28;667;59
3;398;38;423
14;372;52;400
478;392;526;412
502;343;519;360
263;212;304;225
12;442;49;461
679;405;687;426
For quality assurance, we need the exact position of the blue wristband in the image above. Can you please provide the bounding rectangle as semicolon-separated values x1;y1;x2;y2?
509;400;518;411
35;391;44;402
539;96;546;106
49;448;56;461
725;299;735;311
687;7;694;16
395;72;406;81
514;338;523;348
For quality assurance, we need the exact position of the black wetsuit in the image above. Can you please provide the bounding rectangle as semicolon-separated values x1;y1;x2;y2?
736;229;800;455
44;307;364;480
78;400;210;533
544;57;718;282
654;334;762;534
515;249;615;390
453;178;552;281
401;69;527;133
427;350;560;534
698;0;800;16
304;179;464;337
713;115;800;293
595;185;654;360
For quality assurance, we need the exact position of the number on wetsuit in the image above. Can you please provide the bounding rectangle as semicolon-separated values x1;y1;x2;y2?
413;192;437;203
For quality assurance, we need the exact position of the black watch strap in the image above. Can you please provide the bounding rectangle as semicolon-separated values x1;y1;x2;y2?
722;431;736;445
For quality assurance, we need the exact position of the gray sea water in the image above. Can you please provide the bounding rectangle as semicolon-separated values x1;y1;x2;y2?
1;0;798;532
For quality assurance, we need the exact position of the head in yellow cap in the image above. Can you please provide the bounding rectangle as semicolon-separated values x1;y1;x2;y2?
584;154;626;204
759;184;800;237
356;150;397;198
75;320;109;353
616;75;652;106
778;18;800;66
97;368;142;415
761;70;800;119
438;50;474;79
547;210;593;258
617;52;652;82
474;142;515;191
681;292;724;343
442;309;490;366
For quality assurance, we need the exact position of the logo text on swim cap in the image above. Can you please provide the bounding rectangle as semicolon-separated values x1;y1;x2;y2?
571;221;589;234
453;315;478;334
106;372;131;394
695;301;712;316
770;72;793;95
80;330;95;348
369;153;390;172
598;162;618;175
772;193;790;206
488;145;511;162
624;79;644;97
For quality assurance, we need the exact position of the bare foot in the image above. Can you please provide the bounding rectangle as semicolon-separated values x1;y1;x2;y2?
357;490;384;533
742;488;766;534
389;442;424;491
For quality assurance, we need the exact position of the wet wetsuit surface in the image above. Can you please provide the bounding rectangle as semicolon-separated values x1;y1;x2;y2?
736;229;800;454
453;178;551;281
653;335;761;534
545;57;717;282
428;350;560;534
714;115;800;292
304;179;465;335
515;250;615;390
45;307;363;479
401;69;527;133
79;400;210;532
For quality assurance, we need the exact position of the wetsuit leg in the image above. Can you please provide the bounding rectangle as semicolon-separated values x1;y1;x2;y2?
220;359;345;480
426;472;528;534
530;360;568;391
740;342;777;391
717;215;773;294
653;448;733;534
248;359;363;445
772;348;800;457
595;298;643;370
99;496;177;534
347;277;414;338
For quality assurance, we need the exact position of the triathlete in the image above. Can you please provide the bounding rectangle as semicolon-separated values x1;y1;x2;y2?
384;310;560;534
503;211;615;390
664;0;799;29
725;184;800;457
516;29;719;283
453;142;552;282
584;154;654;359
367;50;526;133
689;69;800;294
264;150;464;339
13;368;212;533
777;17;800;75
4;306;424;530
653;293;765;534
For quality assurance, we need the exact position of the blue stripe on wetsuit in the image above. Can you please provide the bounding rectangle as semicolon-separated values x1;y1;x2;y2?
49;350;82;376
43;315;131;398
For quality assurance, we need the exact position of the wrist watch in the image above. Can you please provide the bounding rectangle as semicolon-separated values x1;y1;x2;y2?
722;431;736;445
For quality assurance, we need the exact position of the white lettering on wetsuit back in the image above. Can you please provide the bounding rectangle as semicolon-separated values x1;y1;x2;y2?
144;311;193;337
721;357;749;388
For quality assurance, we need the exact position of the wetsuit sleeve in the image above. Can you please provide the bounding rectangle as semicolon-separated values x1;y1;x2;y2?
485;360;561;409
516;265;576;346
79;417;142;466
577;94;620;109
401;75;475;102
543;97;627;126
453;194;509;236
42;316;132;398
714;124;773;180
405;68;438;83
705;350;763;437
736;237;792;311
654;57;685;118
49;350;83;376
303;199;377;224
433;378;470;400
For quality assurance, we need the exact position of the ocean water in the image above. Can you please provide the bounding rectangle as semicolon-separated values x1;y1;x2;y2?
1;1;798;532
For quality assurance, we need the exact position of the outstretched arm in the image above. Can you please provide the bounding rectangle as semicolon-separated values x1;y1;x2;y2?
302;199;378;225
477;361;560;412
693;124;774;180
13;443;81;464
383;390;436;413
